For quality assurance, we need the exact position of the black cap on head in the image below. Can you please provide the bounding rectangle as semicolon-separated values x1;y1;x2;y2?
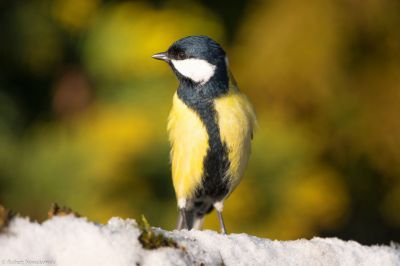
167;36;226;64
152;35;229;88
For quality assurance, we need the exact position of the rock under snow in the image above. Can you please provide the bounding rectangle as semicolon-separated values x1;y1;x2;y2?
0;216;399;266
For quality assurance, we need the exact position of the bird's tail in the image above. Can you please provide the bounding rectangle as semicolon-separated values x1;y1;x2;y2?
191;215;205;230
176;201;213;230
176;209;205;230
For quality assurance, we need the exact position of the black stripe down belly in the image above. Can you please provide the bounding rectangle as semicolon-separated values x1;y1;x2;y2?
177;88;231;203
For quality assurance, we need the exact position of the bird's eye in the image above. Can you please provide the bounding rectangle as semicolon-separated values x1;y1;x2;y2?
177;52;186;60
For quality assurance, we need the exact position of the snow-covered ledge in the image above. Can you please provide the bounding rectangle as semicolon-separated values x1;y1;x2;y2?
0;216;399;266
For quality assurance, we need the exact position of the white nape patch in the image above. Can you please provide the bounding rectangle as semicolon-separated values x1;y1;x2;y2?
171;59;216;85
225;56;229;67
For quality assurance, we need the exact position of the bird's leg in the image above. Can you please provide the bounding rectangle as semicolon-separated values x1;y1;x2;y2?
176;198;188;230
176;210;184;229
217;211;227;234
177;208;188;229
214;201;227;234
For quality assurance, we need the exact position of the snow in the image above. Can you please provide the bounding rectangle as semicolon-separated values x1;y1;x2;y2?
0;216;399;266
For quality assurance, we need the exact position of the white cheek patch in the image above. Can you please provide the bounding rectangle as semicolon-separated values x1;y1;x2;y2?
171;58;216;85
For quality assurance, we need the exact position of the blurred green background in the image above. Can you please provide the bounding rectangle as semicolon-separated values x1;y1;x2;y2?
0;0;399;245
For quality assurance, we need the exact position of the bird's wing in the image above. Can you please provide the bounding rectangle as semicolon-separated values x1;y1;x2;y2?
214;77;257;190
227;70;257;139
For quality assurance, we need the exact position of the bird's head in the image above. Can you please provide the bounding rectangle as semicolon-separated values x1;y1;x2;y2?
152;36;228;86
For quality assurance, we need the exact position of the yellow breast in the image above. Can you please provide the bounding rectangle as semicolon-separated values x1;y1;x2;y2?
214;91;256;193
168;93;209;199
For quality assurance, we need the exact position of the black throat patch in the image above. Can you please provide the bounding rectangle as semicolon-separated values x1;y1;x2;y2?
176;67;231;202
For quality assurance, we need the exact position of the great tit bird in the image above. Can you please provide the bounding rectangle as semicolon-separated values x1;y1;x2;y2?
153;36;256;234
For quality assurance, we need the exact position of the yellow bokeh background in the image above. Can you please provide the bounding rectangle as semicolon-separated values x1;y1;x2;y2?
0;0;399;244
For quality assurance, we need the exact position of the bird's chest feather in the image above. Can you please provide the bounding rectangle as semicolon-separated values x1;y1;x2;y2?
168;93;210;199
168;91;255;199
214;93;255;190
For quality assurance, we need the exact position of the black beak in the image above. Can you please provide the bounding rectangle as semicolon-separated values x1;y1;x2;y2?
152;52;170;62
